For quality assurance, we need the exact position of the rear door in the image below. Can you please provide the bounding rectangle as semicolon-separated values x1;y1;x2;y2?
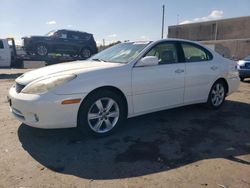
180;42;219;103
0;40;11;67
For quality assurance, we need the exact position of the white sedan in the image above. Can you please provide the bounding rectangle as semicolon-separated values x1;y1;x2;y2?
8;39;240;136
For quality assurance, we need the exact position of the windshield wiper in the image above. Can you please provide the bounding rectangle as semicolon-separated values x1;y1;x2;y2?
91;58;107;62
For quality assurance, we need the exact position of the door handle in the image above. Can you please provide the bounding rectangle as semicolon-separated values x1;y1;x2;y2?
210;65;218;71
175;69;184;73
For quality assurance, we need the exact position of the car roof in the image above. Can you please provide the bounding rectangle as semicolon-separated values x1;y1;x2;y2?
126;38;203;44
58;29;92;35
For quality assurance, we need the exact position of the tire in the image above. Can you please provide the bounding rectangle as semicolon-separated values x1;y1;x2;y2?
240;77;244;82
77;90;126;137
80;48;91;59
35;43;48;57
206;80;226;109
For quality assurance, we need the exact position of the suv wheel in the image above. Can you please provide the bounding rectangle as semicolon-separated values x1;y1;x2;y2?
36;44;48;56
80;48;91;59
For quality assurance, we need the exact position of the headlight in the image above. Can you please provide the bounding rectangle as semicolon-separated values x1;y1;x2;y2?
22;74;76;94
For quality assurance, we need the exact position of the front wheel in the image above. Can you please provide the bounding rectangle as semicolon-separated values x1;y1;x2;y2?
77;90;125;137
207;81;226;109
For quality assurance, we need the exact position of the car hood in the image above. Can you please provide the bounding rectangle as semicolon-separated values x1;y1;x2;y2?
16;61;123;85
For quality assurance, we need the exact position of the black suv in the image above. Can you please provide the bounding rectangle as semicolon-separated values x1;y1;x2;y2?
22;29;98;58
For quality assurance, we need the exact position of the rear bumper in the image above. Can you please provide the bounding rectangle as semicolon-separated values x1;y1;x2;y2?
226;76;240;95
238;69;250;78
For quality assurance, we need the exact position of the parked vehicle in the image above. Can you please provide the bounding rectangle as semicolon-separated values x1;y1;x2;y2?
0;37;94;68
237;55;250;81
22;29;98;58
8;39;240;137
0;39;12;67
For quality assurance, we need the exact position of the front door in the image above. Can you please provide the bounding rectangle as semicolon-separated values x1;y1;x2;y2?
132;42;185;114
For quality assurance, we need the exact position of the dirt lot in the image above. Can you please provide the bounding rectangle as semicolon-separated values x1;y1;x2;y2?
0;68;250;188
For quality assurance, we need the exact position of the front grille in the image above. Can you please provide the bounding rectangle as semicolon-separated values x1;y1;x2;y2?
15;83;26;93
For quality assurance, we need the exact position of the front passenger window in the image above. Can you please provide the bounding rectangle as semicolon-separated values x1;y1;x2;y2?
145;43;178;65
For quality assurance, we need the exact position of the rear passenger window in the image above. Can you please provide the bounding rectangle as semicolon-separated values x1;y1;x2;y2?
68;33;80;40
182;43;212;62
0;41;4;49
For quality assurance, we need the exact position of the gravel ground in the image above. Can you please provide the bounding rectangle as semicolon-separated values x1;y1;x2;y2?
0;68;250;188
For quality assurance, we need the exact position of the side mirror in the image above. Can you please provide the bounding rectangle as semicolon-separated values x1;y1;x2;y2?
136;56;159;67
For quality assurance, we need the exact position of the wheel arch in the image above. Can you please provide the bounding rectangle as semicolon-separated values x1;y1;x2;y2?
77;85;128;121
214;77;229;95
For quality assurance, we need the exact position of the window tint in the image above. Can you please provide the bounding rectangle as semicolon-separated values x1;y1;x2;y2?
145;42;178;64
81;33;91;40
55;31;67;39
182;43;212;62
0;41;4;49
68;32;80;40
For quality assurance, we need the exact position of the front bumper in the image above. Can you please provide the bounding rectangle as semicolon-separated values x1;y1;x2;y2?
8;86;86;129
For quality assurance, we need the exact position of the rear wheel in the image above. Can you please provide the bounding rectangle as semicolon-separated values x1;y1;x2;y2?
77;90;125;137
35;44;48;56
80;48;91;59
207;81;226;109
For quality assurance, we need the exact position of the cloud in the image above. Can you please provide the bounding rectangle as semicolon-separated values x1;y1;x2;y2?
180;10;223;25
46;20;56;25
107;34;117;38
140;35;150;40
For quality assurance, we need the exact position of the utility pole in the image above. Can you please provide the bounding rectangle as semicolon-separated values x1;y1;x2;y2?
161;4;165;39
102;39;105;46
214;21;218;41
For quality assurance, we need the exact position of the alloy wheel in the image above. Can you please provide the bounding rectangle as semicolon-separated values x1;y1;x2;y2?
81;49;91;58
87;97;120;133
211;83;225;107
37;45;48;56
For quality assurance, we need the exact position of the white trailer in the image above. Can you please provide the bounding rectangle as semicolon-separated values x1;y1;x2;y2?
0;39;11;67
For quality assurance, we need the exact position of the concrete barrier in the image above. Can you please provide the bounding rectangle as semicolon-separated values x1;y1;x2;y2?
23;61;46;69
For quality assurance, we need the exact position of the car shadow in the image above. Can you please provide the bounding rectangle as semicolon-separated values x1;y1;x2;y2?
18;100;250;180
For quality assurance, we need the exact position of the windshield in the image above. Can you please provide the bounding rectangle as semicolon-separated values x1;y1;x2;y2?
90;42;150;63
45;30;56;36
244;55;250;61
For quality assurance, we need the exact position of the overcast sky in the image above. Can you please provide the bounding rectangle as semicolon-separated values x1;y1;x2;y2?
0;0;250;45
